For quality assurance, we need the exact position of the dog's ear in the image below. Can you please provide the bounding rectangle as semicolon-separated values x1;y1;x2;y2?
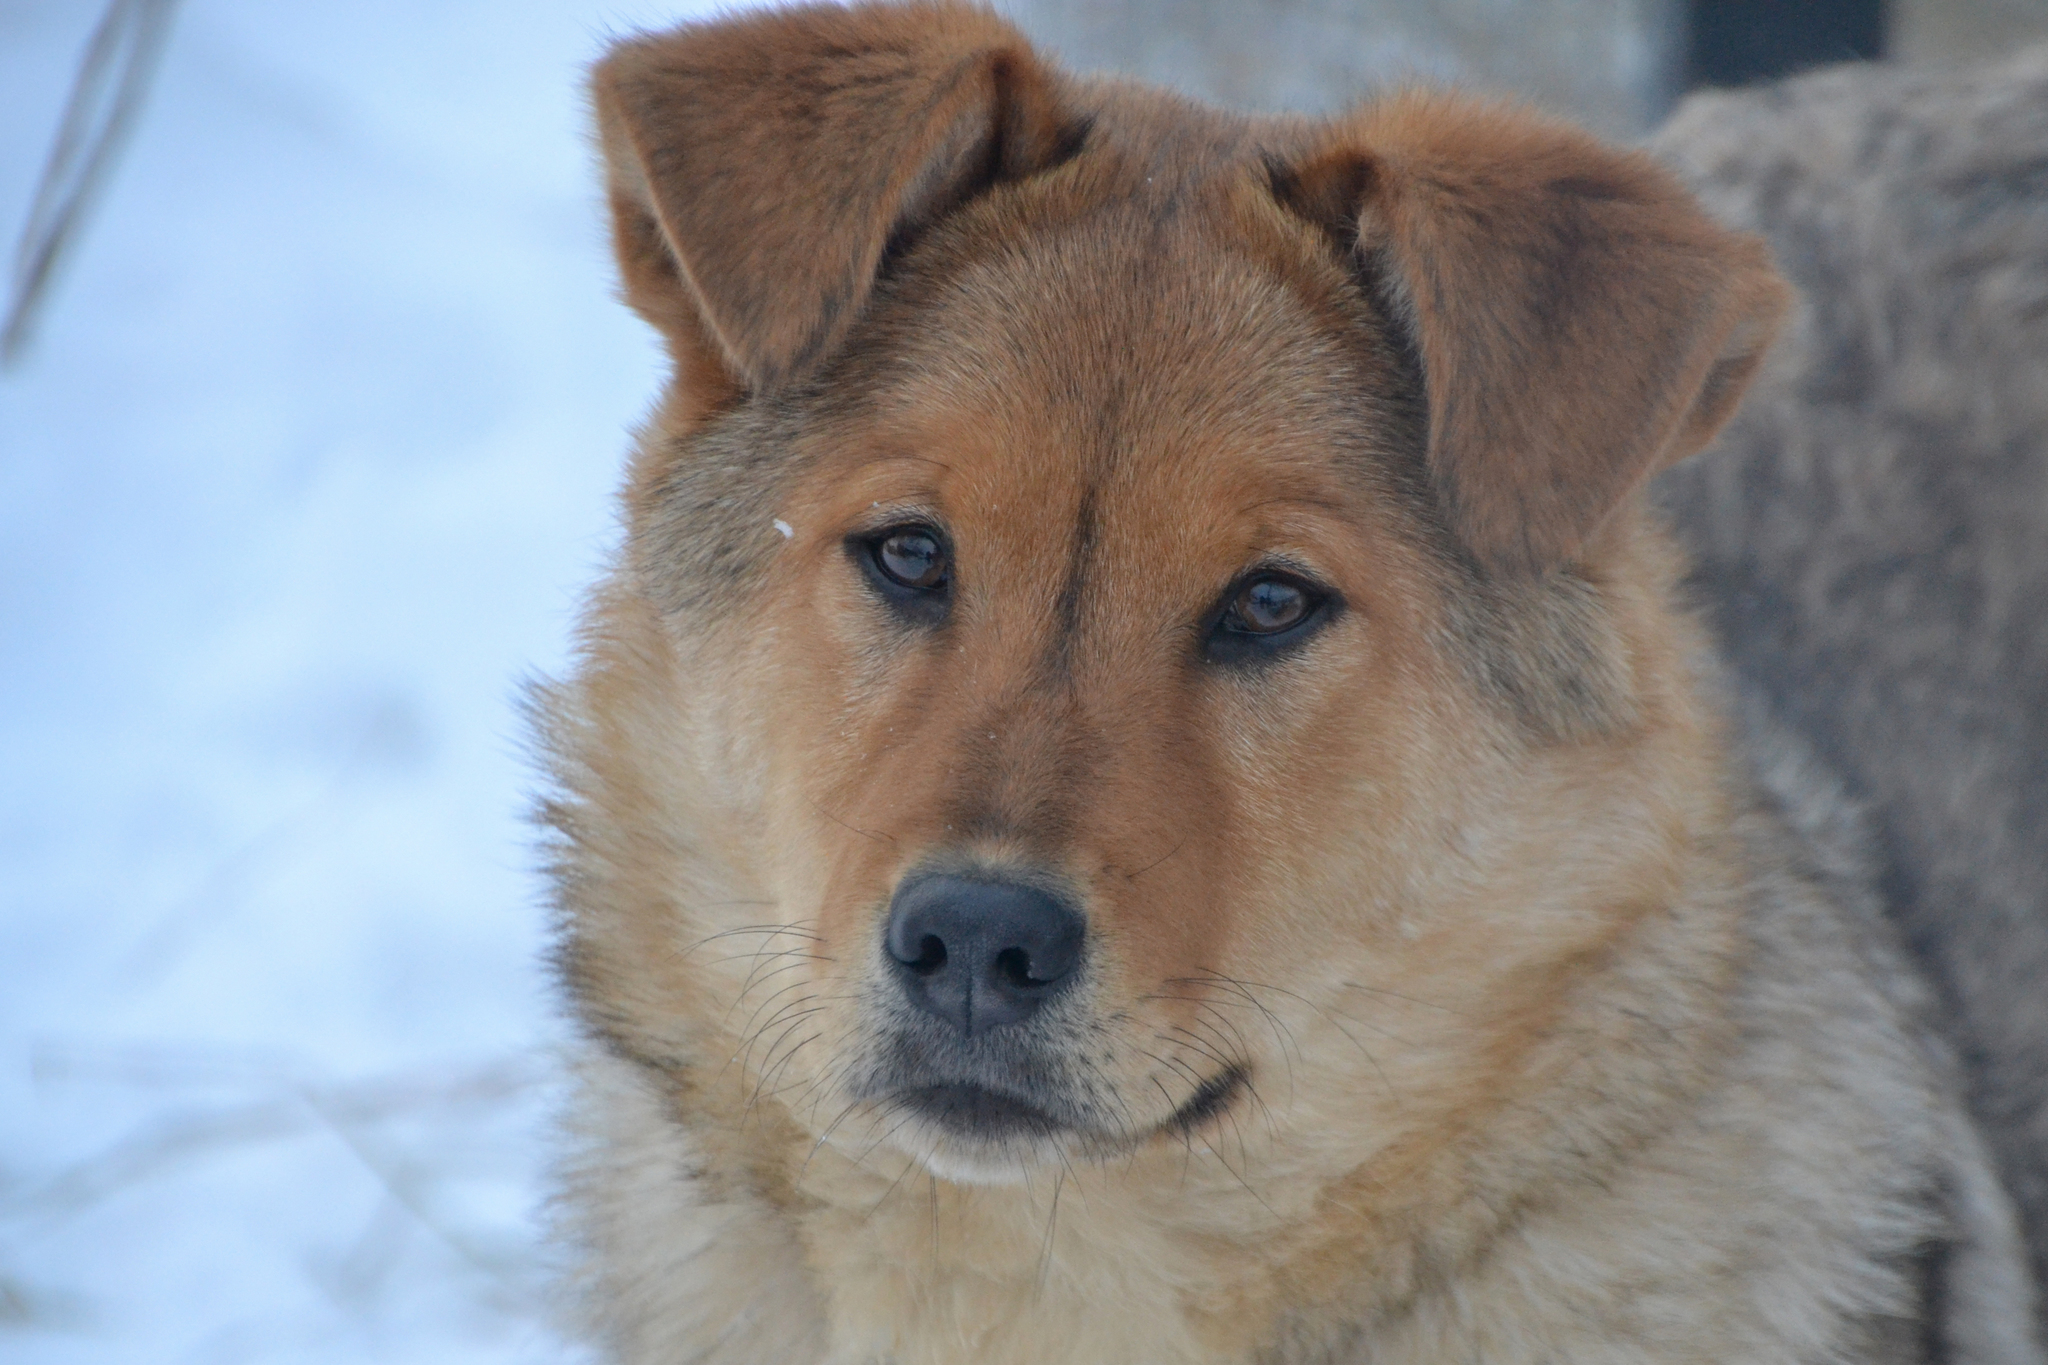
1272;94;1790;577
592;2;1080;395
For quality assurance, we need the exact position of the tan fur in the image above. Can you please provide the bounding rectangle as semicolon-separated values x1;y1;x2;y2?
537;5;2042;1361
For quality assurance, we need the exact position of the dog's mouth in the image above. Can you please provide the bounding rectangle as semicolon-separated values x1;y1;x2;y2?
1163;1065;1247;1136
889;1065;1249;1150
895;1082;1071;1141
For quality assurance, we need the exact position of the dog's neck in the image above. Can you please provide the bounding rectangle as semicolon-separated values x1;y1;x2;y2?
795;1144;1277;1363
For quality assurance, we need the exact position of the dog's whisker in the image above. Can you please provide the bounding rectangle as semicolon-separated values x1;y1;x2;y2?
807;799;895;846
723;941;832;1015
1337;979;1459;1014
729;957;822;1016
796;1098;868;1191
1123;836;1187;882
850;1112;919;1176
748;1038;831;1110
1195;1130;1277;1218
713;986;819;1084
672;921;821;961
741;1016;829;1116
1033;1167;1066;1301
704;946;833;968
857;1148;924;1225
1195;1002;1287;1114
1158;1024;1239;1083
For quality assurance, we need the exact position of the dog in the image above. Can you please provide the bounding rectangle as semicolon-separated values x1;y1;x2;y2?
532;4;2044;1360
1652;47;2048;1325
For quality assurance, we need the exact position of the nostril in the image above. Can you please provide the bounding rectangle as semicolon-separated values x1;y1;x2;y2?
994;945;1036;989
905;934;947;976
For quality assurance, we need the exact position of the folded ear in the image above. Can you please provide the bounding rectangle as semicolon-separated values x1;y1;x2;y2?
593;2;1082;394
1273;93;1791;577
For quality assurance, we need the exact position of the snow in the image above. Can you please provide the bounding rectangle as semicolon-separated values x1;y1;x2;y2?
0;2;745;1359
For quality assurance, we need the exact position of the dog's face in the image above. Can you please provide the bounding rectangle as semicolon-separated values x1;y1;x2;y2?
736;199;1452;1179
561;4;1786;1185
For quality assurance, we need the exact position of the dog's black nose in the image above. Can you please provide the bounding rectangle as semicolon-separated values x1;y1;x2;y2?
884;874;1085;1035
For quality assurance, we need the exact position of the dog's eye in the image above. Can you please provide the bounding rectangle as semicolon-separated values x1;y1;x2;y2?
1205;570;1333;664
1229;578;1311;633
875;527;947;590
852;523;953;626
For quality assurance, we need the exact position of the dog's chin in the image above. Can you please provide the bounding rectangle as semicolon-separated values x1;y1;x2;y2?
910;1137;1060;1185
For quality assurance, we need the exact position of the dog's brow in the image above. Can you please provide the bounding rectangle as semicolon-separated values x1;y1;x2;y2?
1236;494;1348;518
851;452;956;475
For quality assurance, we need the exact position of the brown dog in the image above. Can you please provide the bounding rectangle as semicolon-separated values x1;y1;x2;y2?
534;4;2042;1360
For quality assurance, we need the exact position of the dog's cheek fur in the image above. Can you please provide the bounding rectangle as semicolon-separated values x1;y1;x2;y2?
534;393;858;1163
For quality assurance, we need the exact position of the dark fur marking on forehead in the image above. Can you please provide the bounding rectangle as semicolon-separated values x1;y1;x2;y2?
1043;483;1100;685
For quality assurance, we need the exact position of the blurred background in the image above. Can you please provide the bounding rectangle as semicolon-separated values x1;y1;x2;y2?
3;1;2042;1361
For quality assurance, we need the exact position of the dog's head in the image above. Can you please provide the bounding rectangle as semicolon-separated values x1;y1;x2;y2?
553;2;1787;1186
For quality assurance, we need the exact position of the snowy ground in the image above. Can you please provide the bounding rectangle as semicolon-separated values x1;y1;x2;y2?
0;3;738;1360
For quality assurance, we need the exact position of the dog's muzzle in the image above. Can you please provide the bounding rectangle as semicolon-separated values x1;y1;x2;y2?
866;869;1094;1146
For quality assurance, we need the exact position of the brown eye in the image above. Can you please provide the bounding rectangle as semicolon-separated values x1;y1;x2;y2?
875;527;947;590
1204;569;1335;665
1230;576;1310;633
